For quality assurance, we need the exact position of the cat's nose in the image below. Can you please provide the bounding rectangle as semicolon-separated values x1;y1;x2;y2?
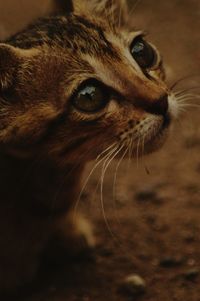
148;94;169;116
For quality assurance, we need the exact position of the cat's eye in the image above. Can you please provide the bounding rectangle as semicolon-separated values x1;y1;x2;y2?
72;80;109;113
130;36;157;69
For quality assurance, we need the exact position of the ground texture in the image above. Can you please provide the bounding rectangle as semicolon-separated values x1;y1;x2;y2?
1;0;200;300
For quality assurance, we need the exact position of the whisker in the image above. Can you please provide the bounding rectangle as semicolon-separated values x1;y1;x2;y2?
177;95;200;100
95;142;117;161
176;93;200;100
136;137;141;168
117;0;123;28
141;132;146;157
99;143;140;261
107;0;116;32
73;144;119;221
178;103;200;108
170;74;200;89
179;98;200;103
174;87;200;97
178;107;187;113
128;0;143;20
100;143;125;241
113;146;129;203
112;147;130;231
127;135;133;168
130;131;137;157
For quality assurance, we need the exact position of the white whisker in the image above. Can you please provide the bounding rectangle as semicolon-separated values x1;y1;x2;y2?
174;87;200;96
127;135;133;168
177;94;200;101
136;137;141;168
95;142;117;161
100;143;124;240
73;144;119;221
112;146;129;230
113;146;129;203
179;103;200;109
128;0;142;19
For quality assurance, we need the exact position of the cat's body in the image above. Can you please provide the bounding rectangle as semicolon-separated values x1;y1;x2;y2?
0;0;178;293
0;152;87;290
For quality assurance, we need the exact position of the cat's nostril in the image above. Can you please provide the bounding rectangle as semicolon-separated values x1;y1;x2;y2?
150;94;169;116
158;94;169;115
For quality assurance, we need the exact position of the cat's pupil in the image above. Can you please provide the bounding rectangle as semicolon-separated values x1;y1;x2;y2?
72;82;109;113
131;37;156;69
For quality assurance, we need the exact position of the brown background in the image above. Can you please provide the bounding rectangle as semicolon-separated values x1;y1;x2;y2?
0;1;200;301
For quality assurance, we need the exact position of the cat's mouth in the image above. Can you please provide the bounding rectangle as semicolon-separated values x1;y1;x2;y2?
151;114;171;139
120;113;171;157
141;114;171;153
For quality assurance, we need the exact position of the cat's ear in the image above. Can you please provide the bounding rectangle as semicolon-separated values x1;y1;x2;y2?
52;0;74;15
52;0;128;26
0;44;21;91
0;44;36;95
73;0;128;26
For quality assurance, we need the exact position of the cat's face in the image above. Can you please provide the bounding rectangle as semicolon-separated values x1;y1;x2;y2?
0;0;179;164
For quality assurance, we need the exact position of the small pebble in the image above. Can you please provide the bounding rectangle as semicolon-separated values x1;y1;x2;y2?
187;258;196;267
183;268;199;281
119;274;146;297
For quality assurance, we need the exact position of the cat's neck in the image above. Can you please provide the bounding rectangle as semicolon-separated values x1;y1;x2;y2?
0;152;84;216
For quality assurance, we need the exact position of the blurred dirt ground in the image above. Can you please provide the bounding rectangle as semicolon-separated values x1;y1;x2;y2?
1;0;200;300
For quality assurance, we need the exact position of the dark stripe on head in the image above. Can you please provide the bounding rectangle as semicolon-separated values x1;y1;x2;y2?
6;14;118;58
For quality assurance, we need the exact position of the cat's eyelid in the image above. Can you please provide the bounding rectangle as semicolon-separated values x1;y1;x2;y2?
72;77;112;96
68;77;99;100
146;43;161;71
126;30;145;45
128;33;161;71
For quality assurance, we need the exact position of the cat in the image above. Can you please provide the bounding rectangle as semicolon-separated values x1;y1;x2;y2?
0;0;179;293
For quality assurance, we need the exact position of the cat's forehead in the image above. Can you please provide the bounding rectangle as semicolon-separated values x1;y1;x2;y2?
8;14;123;58
7;13;161;99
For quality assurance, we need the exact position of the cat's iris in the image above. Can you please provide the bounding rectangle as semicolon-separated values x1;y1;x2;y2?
130;36;156;69
72;80;109;113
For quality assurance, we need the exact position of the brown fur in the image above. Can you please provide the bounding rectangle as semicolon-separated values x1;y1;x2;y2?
0;0;178;293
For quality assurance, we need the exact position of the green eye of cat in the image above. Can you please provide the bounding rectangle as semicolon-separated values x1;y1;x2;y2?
72;81;109;113
130;36;156;69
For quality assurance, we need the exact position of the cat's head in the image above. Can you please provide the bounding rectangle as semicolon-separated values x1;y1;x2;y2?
0;0;179;163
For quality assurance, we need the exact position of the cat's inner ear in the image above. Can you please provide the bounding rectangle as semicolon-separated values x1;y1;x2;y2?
73;0;128;27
